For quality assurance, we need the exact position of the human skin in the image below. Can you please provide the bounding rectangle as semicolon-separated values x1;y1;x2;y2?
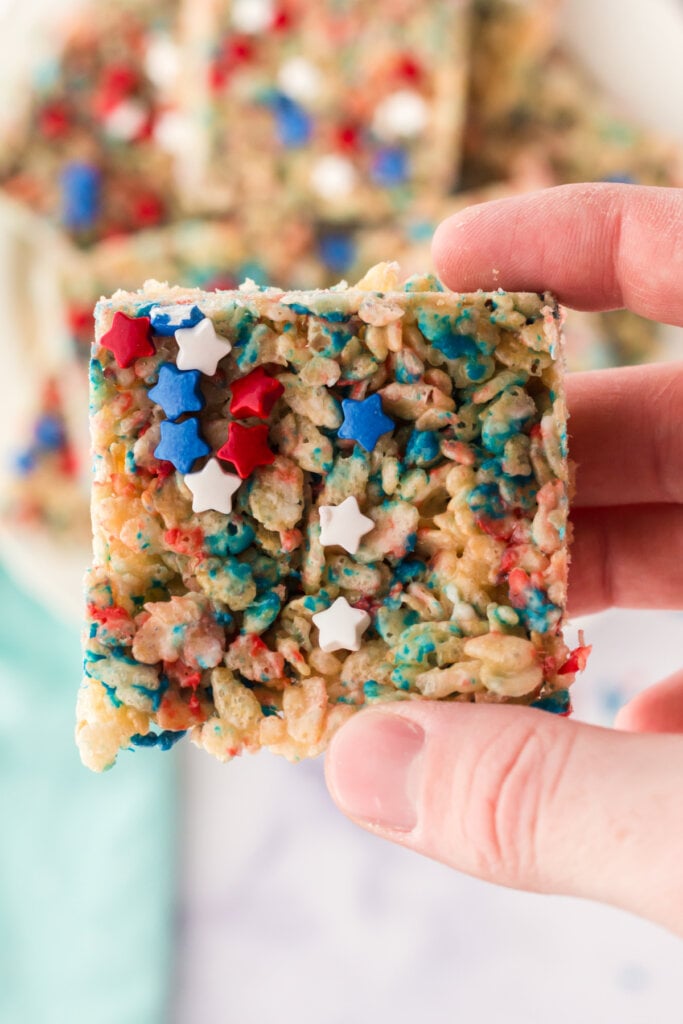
325;184;683;936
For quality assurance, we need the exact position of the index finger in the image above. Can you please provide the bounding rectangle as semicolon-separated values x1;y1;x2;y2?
432;183;683;326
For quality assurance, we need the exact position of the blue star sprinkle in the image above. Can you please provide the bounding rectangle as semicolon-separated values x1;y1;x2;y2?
148;362;205;422
149;304;205;336
61;161;101;230
338;394;394;452
270;93;313;148
34;414;65;450
371;146;409;186
154;417;210;474
318;231;357;273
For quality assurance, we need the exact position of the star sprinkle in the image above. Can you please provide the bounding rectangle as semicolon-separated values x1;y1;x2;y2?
312;597;371;654
319;496;374;555
150;303;204;336
100;312;154;368
184;458;242;514
148;363;205;421
217;422;275;478
154;417;210;474
229;366;284;419
338;394;394;452
175;318;231;376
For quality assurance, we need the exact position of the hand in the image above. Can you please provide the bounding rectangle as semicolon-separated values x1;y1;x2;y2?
325;184;683;936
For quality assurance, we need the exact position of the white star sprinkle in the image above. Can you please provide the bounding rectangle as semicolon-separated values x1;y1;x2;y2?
319;496;374;555
372;89;429;140
277;57;322;102
312;597;371;654
310;155;357;200
231;0;274;33
175;318;231;376
184;458;241;514
145;33;180;89
104;100;148;141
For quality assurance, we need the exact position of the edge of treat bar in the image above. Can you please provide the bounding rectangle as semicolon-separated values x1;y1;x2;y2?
96;272;561;343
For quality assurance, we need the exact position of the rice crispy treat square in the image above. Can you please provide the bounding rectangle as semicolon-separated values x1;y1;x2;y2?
177;0;469;220
77;262;587;771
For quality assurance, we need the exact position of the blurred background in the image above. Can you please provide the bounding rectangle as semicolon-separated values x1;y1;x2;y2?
0;0;682;1021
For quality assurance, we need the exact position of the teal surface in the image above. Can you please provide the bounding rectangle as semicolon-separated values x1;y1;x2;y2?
0;568;176;1024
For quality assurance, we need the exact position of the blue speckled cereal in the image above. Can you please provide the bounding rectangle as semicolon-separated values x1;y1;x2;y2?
76;262;588;771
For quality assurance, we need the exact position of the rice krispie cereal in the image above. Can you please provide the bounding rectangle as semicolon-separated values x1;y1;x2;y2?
178;0;469;219
77;262;588;771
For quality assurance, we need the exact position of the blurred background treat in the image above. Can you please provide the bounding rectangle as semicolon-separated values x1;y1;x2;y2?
0;0;181;243
0;1;682;1022
464;0;683;189
178;0;470;219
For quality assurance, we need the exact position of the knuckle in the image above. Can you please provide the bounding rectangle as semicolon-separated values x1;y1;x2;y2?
651;368;683;504
460;718;575;886
596;513;615;611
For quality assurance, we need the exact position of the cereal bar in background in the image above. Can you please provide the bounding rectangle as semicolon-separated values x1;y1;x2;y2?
178;0;470;219
464;35;683;190
0;0;184;245
467;0;562;130
77;262;588;772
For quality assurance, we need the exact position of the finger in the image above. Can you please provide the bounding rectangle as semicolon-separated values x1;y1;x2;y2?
567;363;683;507
616;670;683;734
569;505;683;615
325;704;683;935
432;183;683;325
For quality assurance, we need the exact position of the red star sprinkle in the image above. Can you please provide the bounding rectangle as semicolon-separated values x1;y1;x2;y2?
100;311;154;368
396;54;423;82
132;191;165;228
217;422;275;478
67;304;92;334
272;6;293;30
335;122;361;152
39;101;70;139
93;63;139;116
229;367;285;419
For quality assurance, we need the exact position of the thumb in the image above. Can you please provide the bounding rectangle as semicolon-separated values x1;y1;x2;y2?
615;669;683;734
325;703;683;935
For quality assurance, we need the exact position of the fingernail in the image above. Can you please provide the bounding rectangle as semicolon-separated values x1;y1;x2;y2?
328;712;424;832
